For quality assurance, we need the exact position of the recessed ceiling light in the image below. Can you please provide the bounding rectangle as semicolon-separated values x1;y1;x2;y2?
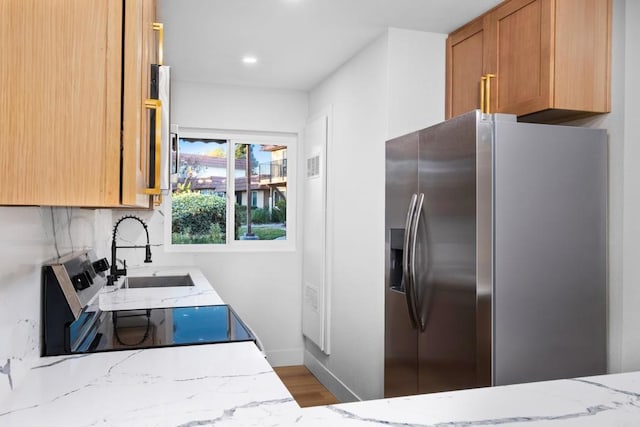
242;56;258;65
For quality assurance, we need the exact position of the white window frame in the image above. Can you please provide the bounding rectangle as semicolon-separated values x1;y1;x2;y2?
164;127;297;252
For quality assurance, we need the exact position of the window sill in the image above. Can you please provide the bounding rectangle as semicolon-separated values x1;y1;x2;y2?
163;241;297;254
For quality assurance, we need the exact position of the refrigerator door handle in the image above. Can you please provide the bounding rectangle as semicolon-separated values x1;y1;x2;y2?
410;193;425;331
402;194;419;329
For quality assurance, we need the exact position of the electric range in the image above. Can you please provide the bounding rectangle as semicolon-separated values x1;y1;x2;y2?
42;250;255;356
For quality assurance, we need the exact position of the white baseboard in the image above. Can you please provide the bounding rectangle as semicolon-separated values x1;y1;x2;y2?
304;349;360;403
266;348;304;367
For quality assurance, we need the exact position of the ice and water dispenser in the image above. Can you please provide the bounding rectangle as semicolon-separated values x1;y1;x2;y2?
389;228;405;293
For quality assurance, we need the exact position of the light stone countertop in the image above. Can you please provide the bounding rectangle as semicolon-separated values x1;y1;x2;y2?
0;342;299;427
4;266;640;426
298;371;640;426
3;351;640;426
98;266;224;311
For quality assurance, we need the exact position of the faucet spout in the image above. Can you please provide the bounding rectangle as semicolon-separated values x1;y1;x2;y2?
107;215;152;286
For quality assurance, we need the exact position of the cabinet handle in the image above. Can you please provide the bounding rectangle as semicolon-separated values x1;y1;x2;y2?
152;22;164;65
144;99;162;195
480;75;487;113
485;74;496;113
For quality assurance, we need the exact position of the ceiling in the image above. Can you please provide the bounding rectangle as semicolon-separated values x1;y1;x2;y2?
158;0;501;91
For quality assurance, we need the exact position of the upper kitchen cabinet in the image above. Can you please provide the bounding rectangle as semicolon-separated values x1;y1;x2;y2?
0;0;159;207
446;0;612;123
445;17;487;119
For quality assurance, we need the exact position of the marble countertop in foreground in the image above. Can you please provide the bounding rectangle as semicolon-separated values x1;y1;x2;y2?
300;371;640;426
4;347;640;427
0;342;299;427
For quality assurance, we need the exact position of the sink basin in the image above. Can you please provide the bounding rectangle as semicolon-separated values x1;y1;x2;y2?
125;275;195;289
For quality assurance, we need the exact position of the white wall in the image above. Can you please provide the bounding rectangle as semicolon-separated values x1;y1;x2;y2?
307;33;389;402
305;28;446;401
116;81;309;367
620;0;640;372
0;207;112;391
172;81;308;133
387;28;446;138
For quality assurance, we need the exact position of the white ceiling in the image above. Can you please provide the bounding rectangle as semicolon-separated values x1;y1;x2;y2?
158;0;501;91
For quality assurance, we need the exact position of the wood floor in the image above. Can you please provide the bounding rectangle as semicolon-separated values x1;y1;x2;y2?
274;365;340;407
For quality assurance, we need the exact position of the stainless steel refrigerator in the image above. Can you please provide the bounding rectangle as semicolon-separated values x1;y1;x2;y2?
384;110;607;398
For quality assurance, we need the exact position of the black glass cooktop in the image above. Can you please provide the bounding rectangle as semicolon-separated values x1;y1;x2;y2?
70;305;255;354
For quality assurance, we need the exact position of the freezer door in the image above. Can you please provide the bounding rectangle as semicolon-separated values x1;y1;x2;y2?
417;111;480;394
493;122;607;385
385;131;419;397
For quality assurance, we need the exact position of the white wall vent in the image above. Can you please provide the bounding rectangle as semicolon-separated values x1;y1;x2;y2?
306;154;320;179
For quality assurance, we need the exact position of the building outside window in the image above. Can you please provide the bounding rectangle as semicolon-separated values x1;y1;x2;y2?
166;129;296;251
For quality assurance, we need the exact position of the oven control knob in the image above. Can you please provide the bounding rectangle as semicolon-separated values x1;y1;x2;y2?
92;258;110;273
71;271;92;291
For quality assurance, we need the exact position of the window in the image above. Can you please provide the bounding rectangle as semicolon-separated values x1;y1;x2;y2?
165;129;296;251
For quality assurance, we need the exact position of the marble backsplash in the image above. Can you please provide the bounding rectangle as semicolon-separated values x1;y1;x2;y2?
0;206;112;393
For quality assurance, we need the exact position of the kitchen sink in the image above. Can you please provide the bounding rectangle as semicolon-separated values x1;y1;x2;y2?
125;275;195;289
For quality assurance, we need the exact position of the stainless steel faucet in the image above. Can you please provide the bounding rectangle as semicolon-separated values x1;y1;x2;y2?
106;215;152;286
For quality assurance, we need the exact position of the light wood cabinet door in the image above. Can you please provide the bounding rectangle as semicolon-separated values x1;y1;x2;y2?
485;0;554;116
445;17;488;119
549;0;611;117
122;0;157;208
0;0;122;206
